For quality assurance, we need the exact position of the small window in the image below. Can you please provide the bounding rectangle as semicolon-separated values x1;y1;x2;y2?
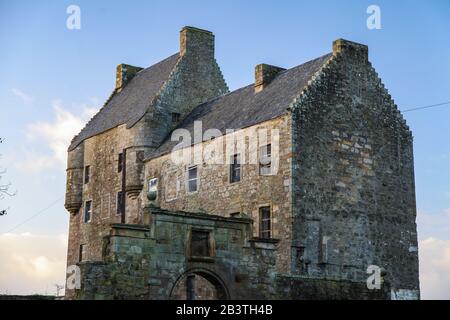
84;165;90;184
191;230;210;257
118;153;124;173
136;150;144;163
259;144;272;175
84;200;92;223
116;191;124;215
259;206;271;239
79;244;87;262
171;112;181;123
230;154;241;183
187;166;198;193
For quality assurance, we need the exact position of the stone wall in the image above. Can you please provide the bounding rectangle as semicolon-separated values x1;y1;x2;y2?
74;207;278;300
290;39;419;297
73;206;392;300
65;27;229;299
143;115;293;273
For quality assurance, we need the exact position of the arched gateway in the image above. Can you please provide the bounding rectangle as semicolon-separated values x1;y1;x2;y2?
170;268;229;300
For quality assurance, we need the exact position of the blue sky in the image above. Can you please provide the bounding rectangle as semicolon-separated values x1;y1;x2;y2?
0;0;449;298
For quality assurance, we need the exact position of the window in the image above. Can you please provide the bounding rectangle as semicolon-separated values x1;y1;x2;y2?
84;200;92;223
79;244;87;262
136;151;144;163
118;153;124;173
148;178;158;192
191;230;210;257
230;154;241;183
171;112;180;123
147;178;158;201
84;165;90;184
259;206;271;239
187;166;198;193
259;144;272;175
116;191;124;215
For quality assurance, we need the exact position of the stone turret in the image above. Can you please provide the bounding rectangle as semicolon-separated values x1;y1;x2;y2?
64;143;84;215
125;147;146;199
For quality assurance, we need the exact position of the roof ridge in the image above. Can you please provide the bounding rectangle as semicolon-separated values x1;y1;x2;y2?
69;88;117;147
68;53;180;151
147;52;333;161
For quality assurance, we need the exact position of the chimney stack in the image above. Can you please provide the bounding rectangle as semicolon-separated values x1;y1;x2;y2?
115;64;143;91
254;64;286;93
332;39;368;62
180;26;214;60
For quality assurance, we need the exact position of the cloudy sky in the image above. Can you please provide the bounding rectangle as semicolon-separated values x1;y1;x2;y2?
0;0;449;299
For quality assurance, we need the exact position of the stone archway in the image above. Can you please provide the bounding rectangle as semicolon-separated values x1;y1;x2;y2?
169;268;230;300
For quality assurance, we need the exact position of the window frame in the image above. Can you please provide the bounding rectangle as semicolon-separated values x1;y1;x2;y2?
187;165;199;194
84;200;92;223
229;153;241;183
259;144;272;176
116;191;124;215
79;244;87;262
190;230;211;258
84;165;90;184
259;206;271;239
118;153;124;173
171;112;181;123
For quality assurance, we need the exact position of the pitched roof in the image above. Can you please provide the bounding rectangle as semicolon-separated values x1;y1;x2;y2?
148;53;332;159
68;53;180;151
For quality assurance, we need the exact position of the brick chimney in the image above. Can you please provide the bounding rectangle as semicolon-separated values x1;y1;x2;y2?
115;64;143;91
180;26;214;60
254;64;286;93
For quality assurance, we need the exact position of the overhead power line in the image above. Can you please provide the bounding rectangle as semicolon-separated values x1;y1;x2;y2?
2;196;64;234
402;101;450;113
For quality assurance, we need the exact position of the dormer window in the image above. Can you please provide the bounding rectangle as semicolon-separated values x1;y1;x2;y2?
172;112;181;123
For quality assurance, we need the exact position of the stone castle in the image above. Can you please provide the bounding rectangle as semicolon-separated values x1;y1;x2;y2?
64;26;419;300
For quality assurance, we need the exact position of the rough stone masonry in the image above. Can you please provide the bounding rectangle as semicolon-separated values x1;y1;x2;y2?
64;26;419;300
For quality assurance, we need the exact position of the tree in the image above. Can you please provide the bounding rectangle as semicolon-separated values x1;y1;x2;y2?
0;137;15;216
54;284;64;297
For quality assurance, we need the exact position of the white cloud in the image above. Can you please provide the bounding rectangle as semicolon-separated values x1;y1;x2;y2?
419;237;450;300
15;99;99;173
11;88;34;105
417;209;450;241
0;233;68;296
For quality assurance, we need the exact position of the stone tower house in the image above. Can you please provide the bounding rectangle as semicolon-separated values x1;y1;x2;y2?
64;27;419;300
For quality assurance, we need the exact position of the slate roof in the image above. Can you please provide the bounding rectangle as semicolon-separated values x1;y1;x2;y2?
148;53;332;159
68;53;180;151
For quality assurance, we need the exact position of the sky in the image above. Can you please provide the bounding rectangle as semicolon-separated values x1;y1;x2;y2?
0;0;449;299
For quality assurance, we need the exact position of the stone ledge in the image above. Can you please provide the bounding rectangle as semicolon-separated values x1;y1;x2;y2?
146;206;254;224
248;238;280;250
110;223;150;239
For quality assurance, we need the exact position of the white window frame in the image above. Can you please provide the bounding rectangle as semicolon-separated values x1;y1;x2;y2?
84;200;92;223
259;144;272;176
187;165;199;194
